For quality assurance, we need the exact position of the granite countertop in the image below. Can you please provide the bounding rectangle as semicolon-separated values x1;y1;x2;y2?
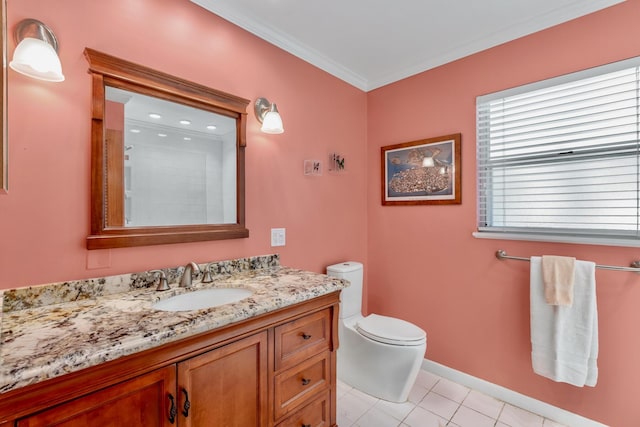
0;257;347;394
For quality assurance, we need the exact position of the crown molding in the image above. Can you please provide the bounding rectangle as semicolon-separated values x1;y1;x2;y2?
191;0;625;92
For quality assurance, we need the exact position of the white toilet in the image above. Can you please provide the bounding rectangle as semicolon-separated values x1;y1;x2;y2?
327;261;427;403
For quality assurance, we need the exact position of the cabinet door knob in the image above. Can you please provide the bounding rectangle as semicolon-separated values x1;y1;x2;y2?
301;333;312;340
167;393;177;424
181;388;191;417
301;378;311;386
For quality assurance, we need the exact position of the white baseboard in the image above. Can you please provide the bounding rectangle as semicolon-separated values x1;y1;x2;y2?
421;359;608;427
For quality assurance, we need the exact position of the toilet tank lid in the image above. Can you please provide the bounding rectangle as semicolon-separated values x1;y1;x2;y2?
326;261;363;274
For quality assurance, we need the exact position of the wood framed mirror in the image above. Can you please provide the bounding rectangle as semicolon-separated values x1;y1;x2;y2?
84;48;249;249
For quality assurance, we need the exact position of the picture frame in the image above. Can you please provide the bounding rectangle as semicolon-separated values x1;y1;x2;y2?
381;133;461;205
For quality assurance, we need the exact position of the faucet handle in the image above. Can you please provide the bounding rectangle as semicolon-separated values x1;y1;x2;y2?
150;270;170;291
201;263;214;283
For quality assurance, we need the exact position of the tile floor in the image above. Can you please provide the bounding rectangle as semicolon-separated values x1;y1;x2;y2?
336;370;569;427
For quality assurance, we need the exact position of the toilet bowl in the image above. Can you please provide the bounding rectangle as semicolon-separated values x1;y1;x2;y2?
327;261;426;403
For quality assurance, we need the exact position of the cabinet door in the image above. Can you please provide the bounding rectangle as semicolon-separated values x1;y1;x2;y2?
177;331;268;427
17;365;177;427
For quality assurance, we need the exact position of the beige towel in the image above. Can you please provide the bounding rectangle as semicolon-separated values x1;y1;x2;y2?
542;255;576;306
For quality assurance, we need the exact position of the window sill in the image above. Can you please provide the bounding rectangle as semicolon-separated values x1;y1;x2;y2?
472;231;640;248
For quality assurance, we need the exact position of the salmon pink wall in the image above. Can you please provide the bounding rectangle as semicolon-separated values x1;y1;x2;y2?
0;0;367;288
367;2;640;426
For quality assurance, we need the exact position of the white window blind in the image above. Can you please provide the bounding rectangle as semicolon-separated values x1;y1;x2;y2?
477;57;640;242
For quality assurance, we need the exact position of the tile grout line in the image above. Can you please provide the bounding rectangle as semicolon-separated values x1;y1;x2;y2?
445;387;471;425
493;403;507;427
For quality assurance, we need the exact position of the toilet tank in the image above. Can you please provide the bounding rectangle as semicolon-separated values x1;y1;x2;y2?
326;261;363;319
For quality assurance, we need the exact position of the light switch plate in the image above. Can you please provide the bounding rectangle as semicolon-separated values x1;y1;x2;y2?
271;228;286;247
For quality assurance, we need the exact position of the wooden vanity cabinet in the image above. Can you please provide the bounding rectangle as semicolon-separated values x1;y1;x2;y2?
16;365;177;427
17;332;268;427
2;292;339;427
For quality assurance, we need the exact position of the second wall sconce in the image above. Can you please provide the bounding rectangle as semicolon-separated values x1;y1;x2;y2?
254;97;284;134
9;18;65;82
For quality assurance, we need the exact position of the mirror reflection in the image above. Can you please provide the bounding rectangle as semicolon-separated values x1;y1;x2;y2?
105;87;237;227
85;48;248;249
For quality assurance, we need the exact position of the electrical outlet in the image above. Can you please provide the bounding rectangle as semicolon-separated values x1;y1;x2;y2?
271;228;286;247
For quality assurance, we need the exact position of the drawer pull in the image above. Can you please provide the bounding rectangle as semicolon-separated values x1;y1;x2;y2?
167;393;177;424
301;378;311;386
301;333;312;340
182;388;191;417
302;424;312;427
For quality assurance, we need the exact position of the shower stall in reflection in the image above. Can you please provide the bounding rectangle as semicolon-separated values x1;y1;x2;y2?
105;87;238;227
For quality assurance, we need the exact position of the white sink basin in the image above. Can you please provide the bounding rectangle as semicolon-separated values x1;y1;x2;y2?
152;288;253;312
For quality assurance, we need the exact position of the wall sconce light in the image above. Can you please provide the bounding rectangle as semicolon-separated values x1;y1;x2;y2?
9;19;65;82
254;97;284;134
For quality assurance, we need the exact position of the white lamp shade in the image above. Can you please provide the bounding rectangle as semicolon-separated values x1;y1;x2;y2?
10;37;65;82
261;109;284;134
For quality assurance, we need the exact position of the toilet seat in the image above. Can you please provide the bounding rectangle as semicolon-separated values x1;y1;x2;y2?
356;314;426;346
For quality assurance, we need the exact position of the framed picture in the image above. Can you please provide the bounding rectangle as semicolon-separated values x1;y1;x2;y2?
381;133;461;205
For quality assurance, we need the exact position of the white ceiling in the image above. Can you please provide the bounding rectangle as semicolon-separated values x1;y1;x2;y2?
190;0;625;92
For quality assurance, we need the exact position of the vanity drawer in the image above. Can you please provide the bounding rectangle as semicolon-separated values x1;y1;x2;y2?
273;352;330;419
276;389;330;427
275;309;331;371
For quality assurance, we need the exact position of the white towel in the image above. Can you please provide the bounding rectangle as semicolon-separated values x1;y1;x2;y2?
530;256;598;387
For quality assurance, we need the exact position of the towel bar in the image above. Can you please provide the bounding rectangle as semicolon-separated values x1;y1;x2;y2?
496;250;640;272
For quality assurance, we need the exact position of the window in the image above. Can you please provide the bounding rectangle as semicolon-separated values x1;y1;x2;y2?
476;57;640;245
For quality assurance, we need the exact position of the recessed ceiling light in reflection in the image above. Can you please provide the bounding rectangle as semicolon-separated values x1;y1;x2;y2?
180;119;191;125
183;137;191;141
158;133;167;137
149;113;162;119
207;125;217;130
130;129;141;133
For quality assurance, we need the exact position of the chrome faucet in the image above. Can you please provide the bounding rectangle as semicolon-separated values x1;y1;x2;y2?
179;262;201;288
